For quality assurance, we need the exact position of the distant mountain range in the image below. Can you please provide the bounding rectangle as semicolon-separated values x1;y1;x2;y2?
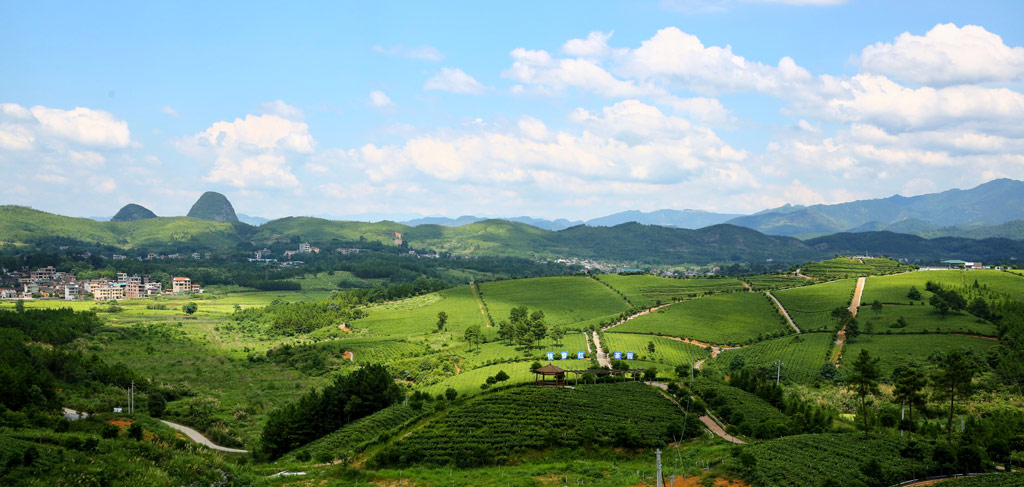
725;178;1024;238
5;179;1024;264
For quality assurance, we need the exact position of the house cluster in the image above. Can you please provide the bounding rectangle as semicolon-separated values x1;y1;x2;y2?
0;266;203;301
283;242;320;259
0;266;78;300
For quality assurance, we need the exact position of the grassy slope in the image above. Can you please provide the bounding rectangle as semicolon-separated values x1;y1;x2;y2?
355;286;489;338
0;206;241;249
596;274;746;308
774;279;857;331
841;334;998;376
611;292;789;345
864;270;1024;303
600;333;711;366
707;333;833;384
480;276;631;329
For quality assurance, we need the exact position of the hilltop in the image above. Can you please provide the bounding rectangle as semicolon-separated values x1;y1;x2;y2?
187;191;238;223
110;203;157;222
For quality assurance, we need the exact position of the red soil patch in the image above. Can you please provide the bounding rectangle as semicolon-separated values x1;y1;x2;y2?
108;419;133;429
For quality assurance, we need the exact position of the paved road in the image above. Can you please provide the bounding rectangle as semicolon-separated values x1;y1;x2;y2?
161;420;249;453
766;292;800;333
699;415;745;444
603;302;674;331
591;331;611;367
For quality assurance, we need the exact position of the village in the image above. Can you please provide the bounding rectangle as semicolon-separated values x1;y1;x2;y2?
0;265;203;301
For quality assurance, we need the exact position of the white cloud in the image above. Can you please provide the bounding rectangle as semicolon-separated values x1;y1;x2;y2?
860;23;1024;86
561;31;615;59
162;105;180;118
0;104;132;148
424;68;487;94
89;175;117;193
504;48;658;98
517;116;550;140
178;113;314;188
369;90;394;108
901;178;938;197
259;100;304;121
372;44;444;61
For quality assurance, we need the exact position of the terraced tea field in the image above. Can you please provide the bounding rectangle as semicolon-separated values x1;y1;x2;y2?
743;274;815;291
707;333;833;384
773;279;856;331
596;274;746;307
799;257;909;279
600;333;711;366
863;270;1024;304
610;292;789;345
479;276;630;328
859;304;998;336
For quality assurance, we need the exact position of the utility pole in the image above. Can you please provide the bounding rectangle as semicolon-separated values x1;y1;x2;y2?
775;361;783;385
130;380;135;414
656;449;663;487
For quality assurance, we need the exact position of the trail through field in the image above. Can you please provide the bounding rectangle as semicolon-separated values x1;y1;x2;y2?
794;268;814;280
849;277;866;317
741;281;753;292
834;277;867;365
602;302;675;331
160;419;249;453
765;292;800;333
699;415;745;444
592;331;610;367
469;283;491;327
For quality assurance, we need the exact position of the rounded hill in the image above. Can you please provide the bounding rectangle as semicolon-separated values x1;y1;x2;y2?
187;191;238;223
111;203;157;222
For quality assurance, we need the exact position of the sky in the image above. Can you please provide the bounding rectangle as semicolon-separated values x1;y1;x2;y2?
2;0;1024;221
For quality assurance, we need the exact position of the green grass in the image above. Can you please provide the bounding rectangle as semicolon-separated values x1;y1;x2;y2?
373;382;684;466
595;274;746;308
692;379;787;425
611;293;790;345
479;276;630;328
859;304;998;336
355;286;489;338
290;404;423;462
707;333;834;384
863;270;1024;304
841;334;998;377
600;334;711;367
774;279;857;332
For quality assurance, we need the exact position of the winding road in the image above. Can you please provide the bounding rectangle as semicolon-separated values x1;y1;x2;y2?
592;331;610;367
766;292;800;333
160;419;249;453
833;277;867;365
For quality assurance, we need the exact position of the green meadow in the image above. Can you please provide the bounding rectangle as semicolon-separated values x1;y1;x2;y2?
773;278;857;331
610;292;790;345
595;274;746;307
479;276;630;328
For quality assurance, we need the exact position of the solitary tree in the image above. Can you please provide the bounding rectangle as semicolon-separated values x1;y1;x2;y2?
871;300;883;315
444;387;457;402
550;327;565;346
846;349;881;437
893;368;927;435
932;349;979;439
647;341;656;354
907;286;922;301
436;311;448;331
182;302;198;315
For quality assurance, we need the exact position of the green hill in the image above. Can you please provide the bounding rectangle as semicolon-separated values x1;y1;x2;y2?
110;203;157;222
187;191;238;223
0;205;242;251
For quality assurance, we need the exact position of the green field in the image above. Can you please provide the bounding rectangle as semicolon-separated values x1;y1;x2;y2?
610;292;790;345
859;304;998;336
799;257;909;279
743;274;815;291
479;276;630;328
744;433;932;487
601;333;711;366
692;379;787;426
774;279;857;332
864;270;1024;304
707;333;833;384
354;286;489;338
374;382;685;466
841;334;998;377
596;274;746;308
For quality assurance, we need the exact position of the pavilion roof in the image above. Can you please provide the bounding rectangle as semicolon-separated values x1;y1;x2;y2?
534;364;566;374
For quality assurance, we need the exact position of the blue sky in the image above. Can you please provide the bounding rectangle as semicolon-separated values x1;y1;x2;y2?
2;0;1023;220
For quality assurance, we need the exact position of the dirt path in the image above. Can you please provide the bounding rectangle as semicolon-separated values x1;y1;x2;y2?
623;333;745;358
741;281;753;292
794;268;814;280
834;277;867;365
469;283;491;327
849;277;866;317
592;331;610;367
603;302;675;331
699;415;745;444
766;292;800;333
160;420;249;453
